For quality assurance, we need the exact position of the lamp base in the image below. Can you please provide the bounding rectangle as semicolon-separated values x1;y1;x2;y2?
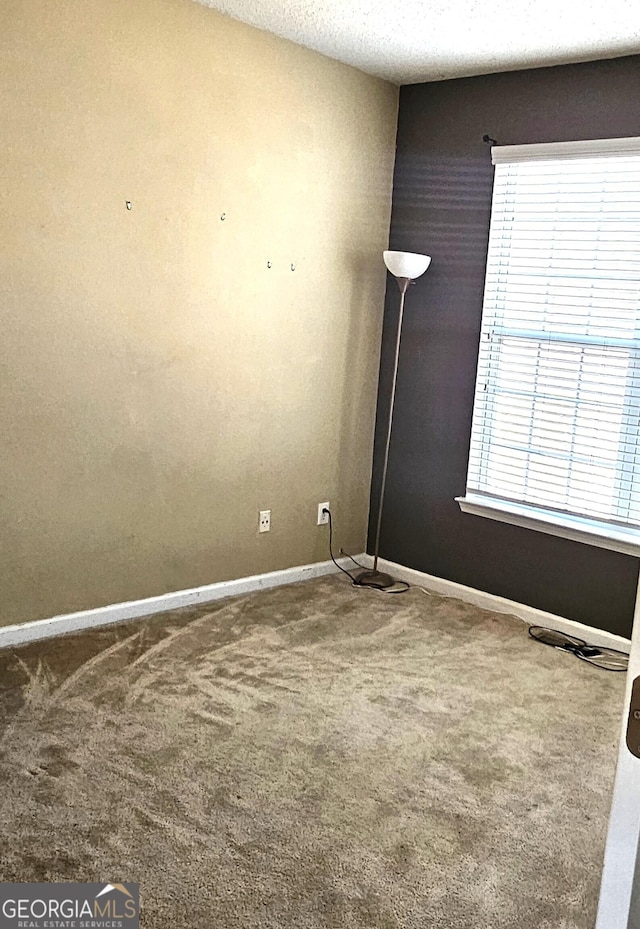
353;569;395;590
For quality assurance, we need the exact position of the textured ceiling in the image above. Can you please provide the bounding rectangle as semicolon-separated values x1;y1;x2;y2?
194;0;640;84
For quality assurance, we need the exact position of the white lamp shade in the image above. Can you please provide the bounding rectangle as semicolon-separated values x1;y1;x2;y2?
383;250;431;279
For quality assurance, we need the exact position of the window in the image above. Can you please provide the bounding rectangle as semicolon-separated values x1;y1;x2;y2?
457;137;640;556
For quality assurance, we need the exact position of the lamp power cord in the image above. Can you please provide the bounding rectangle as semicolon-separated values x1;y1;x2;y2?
324;508;409;594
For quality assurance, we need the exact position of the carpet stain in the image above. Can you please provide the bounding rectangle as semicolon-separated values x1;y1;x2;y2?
0;576;625;928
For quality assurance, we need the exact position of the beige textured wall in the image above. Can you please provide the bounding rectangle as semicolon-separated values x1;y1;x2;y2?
0;0;398;626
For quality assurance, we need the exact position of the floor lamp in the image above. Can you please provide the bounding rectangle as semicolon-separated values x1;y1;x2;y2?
355;250;431;590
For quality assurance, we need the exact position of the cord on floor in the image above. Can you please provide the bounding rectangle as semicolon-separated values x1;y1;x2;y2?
528;625;628;672
325;508;409;594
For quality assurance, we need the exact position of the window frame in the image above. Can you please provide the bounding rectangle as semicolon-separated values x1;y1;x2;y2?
456;136;640;556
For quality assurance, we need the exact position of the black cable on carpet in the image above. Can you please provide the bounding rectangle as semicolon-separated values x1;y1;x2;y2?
528;625;628;672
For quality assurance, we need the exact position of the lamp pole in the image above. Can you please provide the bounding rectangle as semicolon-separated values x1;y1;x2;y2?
355;252;430;590
371;276;409;575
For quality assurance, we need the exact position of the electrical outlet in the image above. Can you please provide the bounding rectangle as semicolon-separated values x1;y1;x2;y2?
259;509;271;533
317;502;330;526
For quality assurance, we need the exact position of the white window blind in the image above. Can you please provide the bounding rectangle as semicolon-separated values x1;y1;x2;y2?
461;137;640;546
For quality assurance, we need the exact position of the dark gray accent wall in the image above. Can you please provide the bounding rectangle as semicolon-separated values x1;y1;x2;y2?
370;56;640;638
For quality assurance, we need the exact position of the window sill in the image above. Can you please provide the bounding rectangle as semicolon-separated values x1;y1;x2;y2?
455;494;640;558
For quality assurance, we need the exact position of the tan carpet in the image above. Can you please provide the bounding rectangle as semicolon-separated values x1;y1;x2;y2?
0;575;625;928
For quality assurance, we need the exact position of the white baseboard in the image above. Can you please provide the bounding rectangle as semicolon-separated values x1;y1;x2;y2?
2;552;629;656
378;558;631;654
0;555;367;651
